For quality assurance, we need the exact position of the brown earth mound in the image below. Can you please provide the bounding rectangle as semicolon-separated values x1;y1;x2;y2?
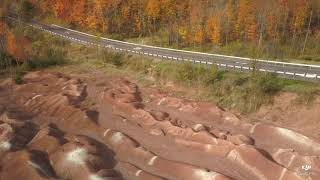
0;71;319;180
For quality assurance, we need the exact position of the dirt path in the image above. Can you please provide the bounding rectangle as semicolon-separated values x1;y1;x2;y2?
0;71;319;180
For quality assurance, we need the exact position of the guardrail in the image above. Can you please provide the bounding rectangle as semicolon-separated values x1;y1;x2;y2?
9;15;320;82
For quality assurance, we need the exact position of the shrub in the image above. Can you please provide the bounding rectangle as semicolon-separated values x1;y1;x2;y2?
174;62;219;86
14;71;25;84
298;55;313;61
314;57;320;62
210;72;284;113
153;62;175;79
102;51;124;67
107;34;125;41
25;49;66;70
176;62;195;84
200;64;219;85
256;73;283;95
0;52;14;70
125;57;152;74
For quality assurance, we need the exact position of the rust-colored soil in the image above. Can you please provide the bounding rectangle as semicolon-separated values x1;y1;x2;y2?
0;71;319;180
249;92;320;140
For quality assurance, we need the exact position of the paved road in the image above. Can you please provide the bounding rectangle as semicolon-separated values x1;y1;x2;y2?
9;16;320;82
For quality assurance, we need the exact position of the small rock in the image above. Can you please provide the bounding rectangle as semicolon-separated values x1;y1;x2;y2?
150;111;169;121
227;134;254;145
181;124;188;129
210;129;229;139
192;124;206;132
0;123;14;140
149;128;165;136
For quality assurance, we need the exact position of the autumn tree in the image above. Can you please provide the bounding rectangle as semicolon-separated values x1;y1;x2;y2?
160;0;178;45
0;21;7;36
224;0;236;44
208;16;222;45
0;21;8;50
146;0;161;33
6;31;32;63
193;26;206;45
18;0;36;20
236;0;259;42
292;0;309;39
70;0;87;27
53;0;72;20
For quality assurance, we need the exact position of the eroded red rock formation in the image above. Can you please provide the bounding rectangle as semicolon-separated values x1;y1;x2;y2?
0;71;319;180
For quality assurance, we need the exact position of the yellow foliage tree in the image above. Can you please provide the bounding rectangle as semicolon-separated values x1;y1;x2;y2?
208;17;222;45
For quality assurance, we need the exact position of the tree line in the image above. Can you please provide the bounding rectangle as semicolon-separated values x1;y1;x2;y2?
1;0;320;59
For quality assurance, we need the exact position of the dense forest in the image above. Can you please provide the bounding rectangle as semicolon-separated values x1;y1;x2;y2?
1;0;320;60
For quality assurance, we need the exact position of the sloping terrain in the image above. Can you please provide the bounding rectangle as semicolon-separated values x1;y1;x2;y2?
251;93;320;140
0;71;319;180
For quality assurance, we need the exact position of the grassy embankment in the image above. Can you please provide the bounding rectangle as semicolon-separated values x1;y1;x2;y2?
2;24;320;113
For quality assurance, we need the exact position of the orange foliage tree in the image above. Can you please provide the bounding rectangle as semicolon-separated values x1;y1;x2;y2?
0;21;8;37
0;21;8;50
6;31;32;63
70;0;87;27
146;0;161;32
53;0;73;20
32;0;320;53
208;16;222;45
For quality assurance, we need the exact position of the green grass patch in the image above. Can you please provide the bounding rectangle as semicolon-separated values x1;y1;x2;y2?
14;72;24;84
95;50;320;112
93;50;291;112
24;50;66;70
